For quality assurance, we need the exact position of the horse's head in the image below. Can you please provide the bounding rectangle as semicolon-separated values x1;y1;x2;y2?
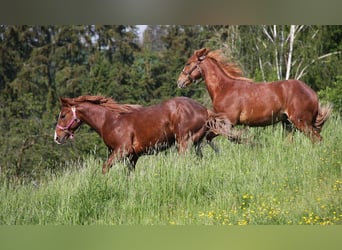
54;98;83;144
177;47;210;88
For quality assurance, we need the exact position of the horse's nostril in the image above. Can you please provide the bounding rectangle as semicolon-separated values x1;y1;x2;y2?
54;131;60;144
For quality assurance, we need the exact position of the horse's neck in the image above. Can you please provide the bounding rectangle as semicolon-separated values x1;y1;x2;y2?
202;59;233;101
77;104;114;135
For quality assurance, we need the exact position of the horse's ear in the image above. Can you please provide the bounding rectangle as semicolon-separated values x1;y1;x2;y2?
59;97;69;107
195;48;210;59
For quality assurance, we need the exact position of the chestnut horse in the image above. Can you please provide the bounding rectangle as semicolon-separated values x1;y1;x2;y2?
177;48;332;142
54;95;229;173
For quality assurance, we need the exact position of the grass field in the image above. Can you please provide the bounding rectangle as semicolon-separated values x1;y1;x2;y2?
0;116;341;225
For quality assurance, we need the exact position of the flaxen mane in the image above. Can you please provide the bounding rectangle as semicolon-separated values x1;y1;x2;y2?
66;95;142;113
207;50;252;82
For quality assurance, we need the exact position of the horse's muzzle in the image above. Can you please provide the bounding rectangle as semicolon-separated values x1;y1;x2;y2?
177;80;188;88
54;131;72;144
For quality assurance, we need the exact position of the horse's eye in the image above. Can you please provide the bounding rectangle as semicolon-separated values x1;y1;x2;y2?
60;114;66;119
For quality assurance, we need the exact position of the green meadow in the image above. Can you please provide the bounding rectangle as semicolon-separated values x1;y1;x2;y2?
0;116;341;225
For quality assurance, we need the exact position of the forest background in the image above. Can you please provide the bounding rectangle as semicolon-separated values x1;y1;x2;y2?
0;25;341;181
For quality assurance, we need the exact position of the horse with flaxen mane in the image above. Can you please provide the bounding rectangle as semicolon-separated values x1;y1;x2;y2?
177;48;332;142
54;95;232;173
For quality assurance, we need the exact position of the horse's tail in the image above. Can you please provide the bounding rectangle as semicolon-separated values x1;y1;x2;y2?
314;102;333;133
206;110;242;142
206;111;229;136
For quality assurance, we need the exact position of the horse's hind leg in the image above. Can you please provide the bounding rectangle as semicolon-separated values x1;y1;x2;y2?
206;132;219;154
128;154;138;172
282;119;296;142
194;141;203;158
299;124;321;142
288;114;322;143
190;127;212;157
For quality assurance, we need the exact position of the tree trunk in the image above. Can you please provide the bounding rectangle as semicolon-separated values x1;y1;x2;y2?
285;25;295;80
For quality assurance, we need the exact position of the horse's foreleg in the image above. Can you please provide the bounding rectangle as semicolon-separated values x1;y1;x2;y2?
102;151;117;174
102;147;130;174
103;146;138;174
177;140;188;154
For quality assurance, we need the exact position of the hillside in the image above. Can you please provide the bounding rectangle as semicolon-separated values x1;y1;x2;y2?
1;116;341;225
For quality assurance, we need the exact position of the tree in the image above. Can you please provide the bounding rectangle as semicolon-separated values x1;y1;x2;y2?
153;25;213;101
142;25;167;52
206;25;341;87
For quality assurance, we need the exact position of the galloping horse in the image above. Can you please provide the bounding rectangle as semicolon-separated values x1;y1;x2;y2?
54;95;229;173
177;48;332;142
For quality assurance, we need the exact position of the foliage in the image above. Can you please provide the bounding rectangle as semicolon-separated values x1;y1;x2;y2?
319;76;342;114
203;26;342;86
0;25;341;181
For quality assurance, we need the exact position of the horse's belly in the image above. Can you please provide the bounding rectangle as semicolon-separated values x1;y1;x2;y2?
133;133;174;154
239;110;284;126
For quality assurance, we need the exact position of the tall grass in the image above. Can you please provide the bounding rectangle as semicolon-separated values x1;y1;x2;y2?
0;116;341;225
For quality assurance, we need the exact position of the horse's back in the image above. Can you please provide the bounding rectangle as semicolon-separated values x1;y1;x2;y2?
247;79;318;106
119;97;209;152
